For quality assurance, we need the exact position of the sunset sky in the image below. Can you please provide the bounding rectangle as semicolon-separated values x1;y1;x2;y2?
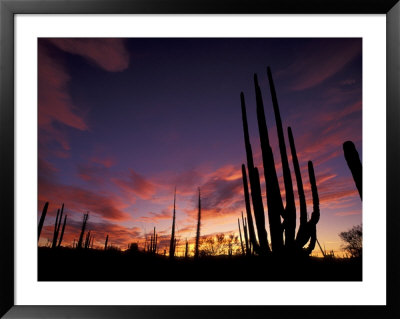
38;38;362;257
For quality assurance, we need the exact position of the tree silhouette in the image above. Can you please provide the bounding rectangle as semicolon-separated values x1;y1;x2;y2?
339;224;362;258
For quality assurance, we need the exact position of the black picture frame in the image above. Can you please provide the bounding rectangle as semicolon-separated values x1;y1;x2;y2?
1;0;399;318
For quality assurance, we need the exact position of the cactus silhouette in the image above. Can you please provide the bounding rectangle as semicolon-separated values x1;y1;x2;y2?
304;161;320;254
240;94;270;254
169;187;177;258
288;127;319;250
240;67;321;255
154;228;157;254
288;127;307;240
185;238;189;258
238;218;245;255
253;75;284;253
148;227;158;254
343;141;362;199
77;213;89;249
84;231;91;249
52;204;64;249
194;187;201;259
288;128;320;251
241;164;260;254
57;215;67;248
104;235;109;250
38;201;49;242
241;211;250;255
266;68;296;248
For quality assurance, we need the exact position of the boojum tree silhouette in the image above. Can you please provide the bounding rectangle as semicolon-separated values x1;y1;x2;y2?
169;187;177;259
240;67;320;256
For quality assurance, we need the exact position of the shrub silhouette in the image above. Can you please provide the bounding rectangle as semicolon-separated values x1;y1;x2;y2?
339;224;362;258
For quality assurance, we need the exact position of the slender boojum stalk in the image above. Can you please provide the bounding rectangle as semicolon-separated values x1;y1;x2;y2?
194;188;201;259
38;202;49;242
169;187;177;258
57;215;67;247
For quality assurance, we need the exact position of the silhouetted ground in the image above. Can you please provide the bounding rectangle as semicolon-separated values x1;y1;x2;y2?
38;247;362;281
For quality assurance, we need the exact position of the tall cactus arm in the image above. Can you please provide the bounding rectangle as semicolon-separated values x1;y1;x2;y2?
288;127;310;248
252;167;270;253
56;204;64;237
238;218;245;255
305;161;320;254
343;141;362;199
241;92;268;247
242;212;250;255
266;67;296;246
254;74;284;215
288;127;307;224
241;92;271;254
52;209;60;248
308;161;320;225
57;215;67;247
241;164;261;254
254;74;284;252
305;224;317;255
77;213;89;249
294;160;321;251
241;92;255;170
38;201;49;242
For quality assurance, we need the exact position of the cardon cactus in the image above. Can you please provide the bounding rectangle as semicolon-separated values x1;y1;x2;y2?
240;94;270;255
241;211;250;255
240;66;321;256
52;204;65;249
343;141;362;199
38;202;49;242
104;235;109;250
77;213;89;249
57;215;67;248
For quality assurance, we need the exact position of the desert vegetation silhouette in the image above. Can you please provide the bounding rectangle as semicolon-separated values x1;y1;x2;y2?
37;67;362;281
238;68;320;257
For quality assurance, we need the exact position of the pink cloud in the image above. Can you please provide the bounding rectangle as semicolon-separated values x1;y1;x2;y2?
39;175;131;221
38;44;88;132
48;38;130;72
39;38;130;159
38;41;89;161
138;209;172;223
335;210;362;217
319;100;362;129
112;169;156;200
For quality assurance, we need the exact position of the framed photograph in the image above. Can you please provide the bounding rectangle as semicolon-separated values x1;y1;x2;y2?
1;0;399;318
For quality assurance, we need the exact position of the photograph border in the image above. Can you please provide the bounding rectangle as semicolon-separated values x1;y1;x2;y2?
1;0;399;318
